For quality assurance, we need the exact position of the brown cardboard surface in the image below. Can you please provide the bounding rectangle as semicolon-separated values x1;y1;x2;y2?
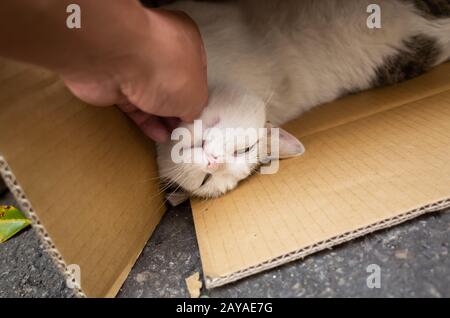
0;59;165;297
191;64;450;288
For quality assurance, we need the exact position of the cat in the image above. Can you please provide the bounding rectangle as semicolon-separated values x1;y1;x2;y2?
156;0;450;204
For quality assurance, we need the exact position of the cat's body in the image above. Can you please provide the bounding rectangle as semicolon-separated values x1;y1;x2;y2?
157;0;450;200
167;0;450;124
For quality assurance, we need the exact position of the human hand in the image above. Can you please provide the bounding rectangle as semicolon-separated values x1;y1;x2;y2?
61;8;208;142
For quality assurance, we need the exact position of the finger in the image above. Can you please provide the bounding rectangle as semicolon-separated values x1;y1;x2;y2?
162;117;181;131
124;108;152;126
63;78;127;107
117;102;139;114
180;94;207;122
118;103;170;143
139;115;170;143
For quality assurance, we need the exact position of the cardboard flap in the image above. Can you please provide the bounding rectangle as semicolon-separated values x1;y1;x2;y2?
0;59;165;297
191;64;450;288
284;63;450;138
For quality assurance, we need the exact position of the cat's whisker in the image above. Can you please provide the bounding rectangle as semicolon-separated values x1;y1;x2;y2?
146;170;187;202
134;174;167;184
160;171;191;194
156;176;192;211
158;173;184;194
129;164;186;186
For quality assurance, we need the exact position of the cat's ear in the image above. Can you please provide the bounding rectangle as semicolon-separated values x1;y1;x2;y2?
166;191;190;207
278;127;305;158
264;122;305;159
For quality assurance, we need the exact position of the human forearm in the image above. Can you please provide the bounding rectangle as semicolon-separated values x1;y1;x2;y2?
0;0;148;75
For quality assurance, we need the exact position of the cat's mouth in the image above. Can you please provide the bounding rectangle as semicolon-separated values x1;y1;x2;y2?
164;172;215;207
200;173;213;187
164;171;213;194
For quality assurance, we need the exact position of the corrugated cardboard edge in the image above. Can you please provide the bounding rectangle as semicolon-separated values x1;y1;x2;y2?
204;198;450;288
0;155;86;298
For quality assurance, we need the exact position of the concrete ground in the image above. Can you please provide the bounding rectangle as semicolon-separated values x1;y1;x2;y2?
1;178;449;298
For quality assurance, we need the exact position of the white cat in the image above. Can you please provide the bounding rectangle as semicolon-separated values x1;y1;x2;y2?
156;0;450;203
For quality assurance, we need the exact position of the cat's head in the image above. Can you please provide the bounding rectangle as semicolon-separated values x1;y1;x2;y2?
156;87;304;204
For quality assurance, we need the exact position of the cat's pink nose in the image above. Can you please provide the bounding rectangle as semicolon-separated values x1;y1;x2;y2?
207;155;222;170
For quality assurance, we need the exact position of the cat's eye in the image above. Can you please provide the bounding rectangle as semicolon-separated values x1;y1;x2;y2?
234;143;256;156
201;173;212;187
189;139;204;149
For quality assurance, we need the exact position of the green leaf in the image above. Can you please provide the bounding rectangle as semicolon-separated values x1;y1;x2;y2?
0;205;31;243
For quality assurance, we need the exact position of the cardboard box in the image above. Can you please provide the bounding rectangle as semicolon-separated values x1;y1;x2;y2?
0;58;449;297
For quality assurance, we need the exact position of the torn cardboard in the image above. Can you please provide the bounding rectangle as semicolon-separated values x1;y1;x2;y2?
0;58;449;296
185;272;202;298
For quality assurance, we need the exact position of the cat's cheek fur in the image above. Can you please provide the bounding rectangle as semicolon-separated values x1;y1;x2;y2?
193;175;239;198
193;161;258;198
